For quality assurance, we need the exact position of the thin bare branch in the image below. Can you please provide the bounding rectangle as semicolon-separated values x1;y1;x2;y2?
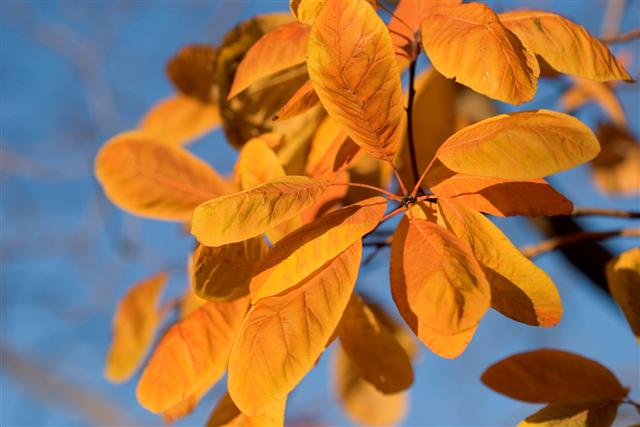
521;227;640;258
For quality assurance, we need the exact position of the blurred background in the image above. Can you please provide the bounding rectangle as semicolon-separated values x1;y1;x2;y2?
1;1;639;426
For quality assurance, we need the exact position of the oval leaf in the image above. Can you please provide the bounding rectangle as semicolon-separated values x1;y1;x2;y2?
235;137;287;191
606;248;640;340
206;393;285;427
517;401;619;427
167;44;217;103
273;80;320;121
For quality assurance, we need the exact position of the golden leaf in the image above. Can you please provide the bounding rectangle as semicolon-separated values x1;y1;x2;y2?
560;77;626;127
273;80;320;121
305;116;362;180
227;242;362;416
235;137;287;190
421;2;539;105
206;393;285;427
104;272;168;383
307;0;406;163
606;247;640;340
415;323;477;359
517;401;619;427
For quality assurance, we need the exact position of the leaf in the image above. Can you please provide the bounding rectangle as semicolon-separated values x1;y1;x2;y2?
289;0;325;25
337;294;414;393
139;95;221;144
499;11;632;82
136;298;248;413
167;44;217;102
427;162;574;217
481;349;628;404
206;393;285;427
390;217;491;335
104;272;168;383
95;131;229;221
191;176;328;247
420;2;539;105
435;110;600;180
227;242;362;416
415;323;477;359
273;80;320;121
438;197;563;326
606;248;640;340
235;137;287;191
307;0;406;163
517;401;619;427
305;116;361;179
192;237;268;301
300;170;350;223
560;77;627;127
228;22;310;99
592;124;640;195
344;154;392;205
249;197;386;302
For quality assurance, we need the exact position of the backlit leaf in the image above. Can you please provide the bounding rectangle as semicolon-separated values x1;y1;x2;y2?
139;95;221;144
300;170;350;223
191;176;328;247
305;116;361;180
517;401;619;427
337;294;413;393
438;197;562;326
167;44;217;103
416;323;477;359
235;137;287;190
273;80;320;121
499;11;632;82
307;0;406;163
228;22;310;99
390;217;491;335
206;393;285;427
481;349;628;404
249;197;386;302
95;131;230;221
228;242;362;416
136;299;248;413
606;248;640;340
104;272;168;383
421;2;539;105
435;110;600;180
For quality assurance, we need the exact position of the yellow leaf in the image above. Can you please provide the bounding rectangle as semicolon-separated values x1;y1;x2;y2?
139;95;221;145
191;176;328;247
337;294;413;393
592;124;640;195
438;197;562;327
560;77;627;128
95;131;229;221
606;247;640;340
136;298;248;413
235;137;287;190
228;22;310;99
206;393;285;427
427;161;574;217
481;349;628;404
517;400;619;427
192;237;268;301
249;197;386;302
104;272;168;383
167;44;217;102
390;217;491;335
307;0;406;163
499;11;632;82
289;0;325;25
421;2;539;105
228;242;362;416
305;116;361;180
415;323;477;359
273;79;320;121
435;110;600;180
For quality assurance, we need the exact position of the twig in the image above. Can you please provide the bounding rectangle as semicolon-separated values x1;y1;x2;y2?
571;207;640;219
329;182;401;201
601;28;640;44
405;55;421;189
521;227;640;258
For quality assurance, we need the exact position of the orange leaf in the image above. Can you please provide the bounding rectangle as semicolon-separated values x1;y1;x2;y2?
228;22;310;99
136;298;248;413
249;197;386;302
499;11;632;82
307;0;406;163
592;124;640;195
104;272;168;383
167;44;217;103
421;2;539;104
606;248;640;340
560;77;627;127
481;349;628;404
235;137;287;191
415;323;477;359
517;400;619;427
228;242;362;416
390;217;491;336
206;393;285;427
305;116;362;180
300;170;350;223
95;131;229;221
191;176;328;247
337;294;414;393
139;95;221;145
273;80;320;121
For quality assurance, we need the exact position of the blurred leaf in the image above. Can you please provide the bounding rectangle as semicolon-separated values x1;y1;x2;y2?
235;136;287;190
606;247;640;340
592;124;640;195
167;44;217;102
560;77;627;127
206;393;285;427
274;79;320;121
517;401;619;427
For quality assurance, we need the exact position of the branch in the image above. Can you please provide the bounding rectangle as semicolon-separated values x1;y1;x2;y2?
601;28;640;44
521;227;640;258
571;207;640;219
405;55;420;189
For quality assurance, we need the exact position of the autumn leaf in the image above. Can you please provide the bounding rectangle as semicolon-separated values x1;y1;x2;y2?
517;401;619;427
249;197;386;302
167;44;217;103
481;349;628;404
206;393;285;427
390;217;491;336
104;272;168;383
235;137;287;190
191;176;328;247
337;294;413;393
192;237;267;301
228;22;310;99
136;298;248;413
560;77;627;128
421;2;539;105
435;110;600;180
417;324;477;359
499;11;632;82
438;197;563;326
139;95;221;145
227;242;362;416
289;0;325;25
95;131;230;221
606;248;640;340
273;80;320;121
592;124;640;195
307;0;406;163
305;116;361;180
